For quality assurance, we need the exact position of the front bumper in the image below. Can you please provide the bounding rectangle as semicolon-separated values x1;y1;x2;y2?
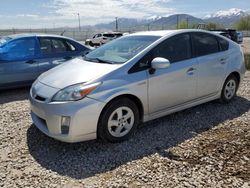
30;96;106;143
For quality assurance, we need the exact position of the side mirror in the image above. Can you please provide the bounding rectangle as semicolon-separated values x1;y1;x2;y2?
151;57;170;69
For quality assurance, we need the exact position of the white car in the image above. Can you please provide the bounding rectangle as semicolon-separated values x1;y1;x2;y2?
86;32;123;46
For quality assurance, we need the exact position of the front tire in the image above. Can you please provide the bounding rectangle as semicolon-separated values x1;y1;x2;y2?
220;75;239;103
97;98;139;143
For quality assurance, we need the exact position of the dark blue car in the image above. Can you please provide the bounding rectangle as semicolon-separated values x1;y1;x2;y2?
0;34;91;89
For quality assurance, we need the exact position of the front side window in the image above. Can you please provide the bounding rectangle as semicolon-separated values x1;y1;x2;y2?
129;34;192;73
193;33;219;57
152;34;192;63
84;35;160;64
0;38;36;61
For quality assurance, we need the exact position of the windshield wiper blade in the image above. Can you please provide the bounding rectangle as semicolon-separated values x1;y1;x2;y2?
96;58;114;64
84;56;114;64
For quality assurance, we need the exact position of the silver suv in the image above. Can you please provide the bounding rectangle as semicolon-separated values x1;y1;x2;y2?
86;32;123;46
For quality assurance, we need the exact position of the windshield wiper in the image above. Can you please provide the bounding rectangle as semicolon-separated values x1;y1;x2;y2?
96;58;114;64
84;56;114;64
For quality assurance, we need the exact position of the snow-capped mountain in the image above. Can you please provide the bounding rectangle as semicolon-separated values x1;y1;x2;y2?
204;8;249;26
205;8;247;19
146;15;162;21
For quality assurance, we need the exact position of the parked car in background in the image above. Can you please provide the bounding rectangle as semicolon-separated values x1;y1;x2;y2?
211;31;231;39
30;29;245;143
85;32;123;46
210;29;242;43
0;34;91;89
236;31;243;44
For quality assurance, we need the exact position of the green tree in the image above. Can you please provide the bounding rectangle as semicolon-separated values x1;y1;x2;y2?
206;22;224;30
177;21;188;29
236;15;250;30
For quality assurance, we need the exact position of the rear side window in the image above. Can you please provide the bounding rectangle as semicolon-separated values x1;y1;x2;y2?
39;38;76;55
51;39;67;53
153;33;192;63
193;33;219;57
39;38;53;55
218;37;229;51
0;38;36;61
65;40;77;51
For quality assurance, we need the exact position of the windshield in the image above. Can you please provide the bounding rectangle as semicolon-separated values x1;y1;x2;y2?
85;35;160;64
0;37;11;47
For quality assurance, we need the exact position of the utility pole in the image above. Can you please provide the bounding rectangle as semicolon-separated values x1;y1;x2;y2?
77;13;81;32
115;17;118;31
177;15;179;29
147;23;150;31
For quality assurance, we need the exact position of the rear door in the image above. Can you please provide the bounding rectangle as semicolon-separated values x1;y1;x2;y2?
0;37;39;87
192;32;229;98
37;37;80;74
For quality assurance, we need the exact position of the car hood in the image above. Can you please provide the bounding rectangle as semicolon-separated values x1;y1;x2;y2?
38;58;120;89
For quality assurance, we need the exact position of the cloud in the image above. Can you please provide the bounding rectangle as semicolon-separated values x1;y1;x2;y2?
0;0;176;28
52;0;175;24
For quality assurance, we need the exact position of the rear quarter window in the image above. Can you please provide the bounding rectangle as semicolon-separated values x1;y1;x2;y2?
218;37;229;51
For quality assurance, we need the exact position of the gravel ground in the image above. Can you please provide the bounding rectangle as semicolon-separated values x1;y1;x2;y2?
0;72;250;188
241;37;250;54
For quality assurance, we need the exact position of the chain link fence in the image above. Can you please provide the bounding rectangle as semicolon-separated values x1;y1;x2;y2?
1;28;249;41
0;29;102;41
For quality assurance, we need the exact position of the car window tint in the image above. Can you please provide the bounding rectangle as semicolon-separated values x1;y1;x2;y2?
51;39;67;53
218;37;229;51
153;34;192;63
65;40;76;51
193;33;219;56
0;38;36;61
39;38;53;55
103;34;115;38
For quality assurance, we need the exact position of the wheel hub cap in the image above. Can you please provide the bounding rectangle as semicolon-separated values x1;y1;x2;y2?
108;107;135;137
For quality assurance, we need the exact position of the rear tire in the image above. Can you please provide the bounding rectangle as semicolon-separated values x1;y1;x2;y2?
89;41;94;47
97;98;139;143
220;75;239;103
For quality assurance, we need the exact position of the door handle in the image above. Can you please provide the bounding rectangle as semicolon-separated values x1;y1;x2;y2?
187;67;196;75
220;58;227;64
25;60;36;64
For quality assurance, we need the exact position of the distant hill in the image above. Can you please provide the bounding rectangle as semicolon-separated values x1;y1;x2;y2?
149;14;205;29
93;14;205;31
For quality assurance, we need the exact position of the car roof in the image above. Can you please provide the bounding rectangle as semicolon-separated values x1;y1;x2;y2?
6;33;76;41
129;29;220;37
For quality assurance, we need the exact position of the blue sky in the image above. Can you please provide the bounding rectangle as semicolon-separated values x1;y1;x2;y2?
0;0;249;29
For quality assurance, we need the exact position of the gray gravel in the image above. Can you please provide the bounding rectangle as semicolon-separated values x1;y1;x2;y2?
0;72;250;188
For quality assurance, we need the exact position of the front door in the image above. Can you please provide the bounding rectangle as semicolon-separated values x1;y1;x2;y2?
148;33;198;114
0;37;39;87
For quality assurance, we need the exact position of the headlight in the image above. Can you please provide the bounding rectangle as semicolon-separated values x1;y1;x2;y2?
52;82;101;102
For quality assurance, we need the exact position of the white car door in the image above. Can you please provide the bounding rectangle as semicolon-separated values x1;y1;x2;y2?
192;32;229;98
147;33;198;114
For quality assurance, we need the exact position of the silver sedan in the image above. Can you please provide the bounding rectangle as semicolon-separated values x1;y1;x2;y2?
29;29;246;143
